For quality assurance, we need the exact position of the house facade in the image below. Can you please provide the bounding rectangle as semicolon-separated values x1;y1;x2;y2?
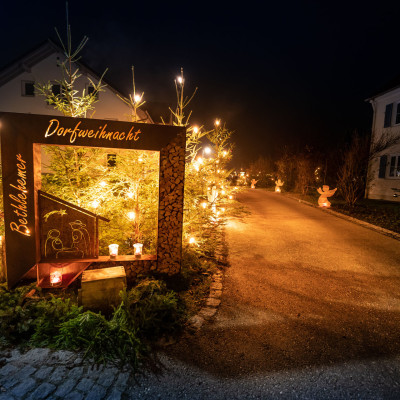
365;82;400;202
0;40;151;122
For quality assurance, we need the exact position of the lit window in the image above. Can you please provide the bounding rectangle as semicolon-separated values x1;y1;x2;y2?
22;81;35;97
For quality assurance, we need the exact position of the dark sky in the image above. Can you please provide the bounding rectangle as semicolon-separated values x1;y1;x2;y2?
1;1;400;166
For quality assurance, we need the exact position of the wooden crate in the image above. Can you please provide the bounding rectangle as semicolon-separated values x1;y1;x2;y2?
79;266;126;309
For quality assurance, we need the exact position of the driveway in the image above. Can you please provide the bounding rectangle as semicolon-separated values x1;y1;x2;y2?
1;188;400;399
162;188;400;398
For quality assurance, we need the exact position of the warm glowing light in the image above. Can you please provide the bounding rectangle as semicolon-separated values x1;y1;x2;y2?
133;243;143;257
99;181;107;187
109;244;119;258
229;195;233;200
222;150;228;157
275;179;284;193
221;207;225;212
138;157;143;162
189;237;196;244
50;271;62;286
127;192;134;199
134;94;142;103
215;119;221;126
177;76;183;84
221;190;226;195
193;126;199;134
317;185;337;208
234;187;238;190
204;147;212;155
197;157;203;164
251;179;258;189
92;200;100;208
127;211;136;220
201;202;207;208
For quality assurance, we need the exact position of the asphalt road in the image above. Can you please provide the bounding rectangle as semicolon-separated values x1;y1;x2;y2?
2;188;400;399
158;188;400;399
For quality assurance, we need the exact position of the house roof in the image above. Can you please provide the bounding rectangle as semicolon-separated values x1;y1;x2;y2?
0;39;152;122
366;73;400;101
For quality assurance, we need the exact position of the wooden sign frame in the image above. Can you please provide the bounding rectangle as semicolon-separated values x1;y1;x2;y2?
0;113;186;288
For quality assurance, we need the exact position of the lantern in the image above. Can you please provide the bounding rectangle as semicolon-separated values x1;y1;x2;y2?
109;244;119;258
133;243;143;258
50;266;63;287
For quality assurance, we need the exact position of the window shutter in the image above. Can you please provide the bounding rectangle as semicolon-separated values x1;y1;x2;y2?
378;155;387;178
384;103;393;127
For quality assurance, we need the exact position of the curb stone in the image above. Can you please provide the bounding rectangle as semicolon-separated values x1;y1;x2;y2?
187;270;224;332
285;194;400;241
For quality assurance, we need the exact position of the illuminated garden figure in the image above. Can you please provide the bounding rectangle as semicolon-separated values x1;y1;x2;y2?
251;179;258;189
317;185;337;208
275;179;284;193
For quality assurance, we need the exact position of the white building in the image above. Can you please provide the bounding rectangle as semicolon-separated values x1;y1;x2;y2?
0;40;151;122
366;80;400;201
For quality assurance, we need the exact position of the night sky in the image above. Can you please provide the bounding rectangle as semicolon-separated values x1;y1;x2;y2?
2;1;400;166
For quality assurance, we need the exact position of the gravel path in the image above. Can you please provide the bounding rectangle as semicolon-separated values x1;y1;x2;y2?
1;188;400;399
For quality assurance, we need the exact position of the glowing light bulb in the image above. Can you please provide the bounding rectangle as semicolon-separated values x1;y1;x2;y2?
134;94;142;103
127;192;134;199
215;119;221;126
221;190;226;195
189;237;196;244
99;181;107;187
204;147;212;155
177;76;183;84
127;211;136;220
92;200;100;208
222;150;228;157
197;157;203;164
229;195;233;200
201;202;207;208
193;126;199;134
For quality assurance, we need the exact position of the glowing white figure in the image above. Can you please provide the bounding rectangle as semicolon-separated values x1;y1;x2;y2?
317;185;337;207
251;179;258;189
208;186;218;203
275;179;284;193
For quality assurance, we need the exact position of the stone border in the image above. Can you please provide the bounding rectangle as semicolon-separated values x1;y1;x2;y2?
187;270;224;332
285;194;400;241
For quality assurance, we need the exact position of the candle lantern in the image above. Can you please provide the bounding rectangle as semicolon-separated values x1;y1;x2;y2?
133;243;143;258
109;244;119;258
50;266;63;287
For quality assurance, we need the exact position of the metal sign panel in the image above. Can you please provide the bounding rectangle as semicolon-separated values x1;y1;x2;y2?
0;112;186;288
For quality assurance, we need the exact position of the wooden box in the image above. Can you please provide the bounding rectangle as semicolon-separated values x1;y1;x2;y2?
79;266;126;309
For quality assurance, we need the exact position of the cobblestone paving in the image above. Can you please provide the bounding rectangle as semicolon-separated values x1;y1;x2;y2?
0;348;128;400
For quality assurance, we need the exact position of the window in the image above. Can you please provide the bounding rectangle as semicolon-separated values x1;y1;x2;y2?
378;155;387;178
107;154;116;167
22;81;35;97
51;83;61;96
86;84;99;99
384;103;393;127
388;155;400;178
396;103;400;125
